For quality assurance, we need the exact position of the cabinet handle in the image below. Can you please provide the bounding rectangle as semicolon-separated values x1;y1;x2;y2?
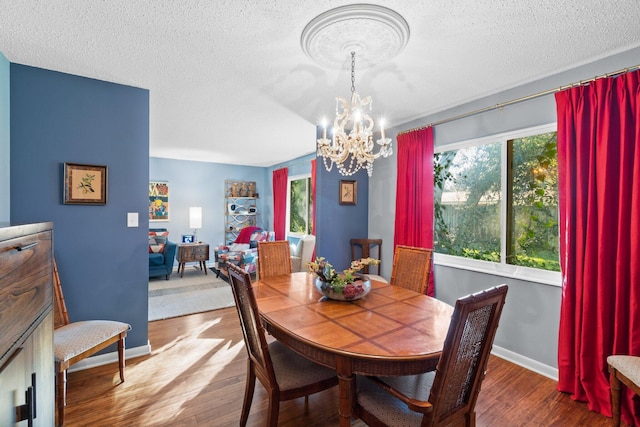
16;242;38;251
15;373;36;425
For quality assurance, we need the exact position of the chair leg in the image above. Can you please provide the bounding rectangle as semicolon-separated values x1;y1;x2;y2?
118;337;126;383
267;393;280;427
240;363;256;427
56;369;66;427
610;368;622;427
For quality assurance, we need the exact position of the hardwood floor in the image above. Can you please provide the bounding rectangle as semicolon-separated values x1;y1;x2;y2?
63;307;611;426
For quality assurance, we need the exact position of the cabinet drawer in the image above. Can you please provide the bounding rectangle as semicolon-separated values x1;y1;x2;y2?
0;230;53;367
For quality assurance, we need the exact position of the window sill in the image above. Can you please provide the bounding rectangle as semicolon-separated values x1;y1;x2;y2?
434;253;561;287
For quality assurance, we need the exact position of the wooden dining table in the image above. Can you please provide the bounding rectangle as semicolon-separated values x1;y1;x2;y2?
253;272;454;426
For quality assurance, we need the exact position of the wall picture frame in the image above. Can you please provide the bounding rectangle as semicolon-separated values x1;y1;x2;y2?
339;180;357;205
63;163;108;205
149;181;169;221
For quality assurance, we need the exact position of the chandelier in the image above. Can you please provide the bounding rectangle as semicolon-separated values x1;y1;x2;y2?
316;51;392;177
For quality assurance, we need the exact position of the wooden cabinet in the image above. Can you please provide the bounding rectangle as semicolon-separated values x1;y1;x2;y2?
0;223;54;426
224;180;258;244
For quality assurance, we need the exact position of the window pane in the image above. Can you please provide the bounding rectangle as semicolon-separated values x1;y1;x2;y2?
508;132;559;271
289;178;309;234
434;144;501;261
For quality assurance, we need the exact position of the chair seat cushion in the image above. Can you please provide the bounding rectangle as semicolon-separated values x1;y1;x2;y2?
149;252;165;266
357;372;435;427
54;320;131;362
608;355;640;384
269;341;336;391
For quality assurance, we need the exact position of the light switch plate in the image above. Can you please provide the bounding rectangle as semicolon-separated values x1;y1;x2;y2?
127;212;139;227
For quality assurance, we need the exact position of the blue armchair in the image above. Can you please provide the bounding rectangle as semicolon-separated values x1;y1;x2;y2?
149;228;177;280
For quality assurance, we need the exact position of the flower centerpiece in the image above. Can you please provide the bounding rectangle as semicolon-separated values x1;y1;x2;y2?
307;256;380;301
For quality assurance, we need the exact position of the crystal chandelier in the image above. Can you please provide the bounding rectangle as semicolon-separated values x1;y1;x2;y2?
316;51;392;177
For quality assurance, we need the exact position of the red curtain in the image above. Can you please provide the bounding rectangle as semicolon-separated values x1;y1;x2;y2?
393;127;435;296
556;69;640;425
272;167;288;241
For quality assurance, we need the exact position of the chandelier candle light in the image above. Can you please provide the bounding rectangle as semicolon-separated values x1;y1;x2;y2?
317;51;392;177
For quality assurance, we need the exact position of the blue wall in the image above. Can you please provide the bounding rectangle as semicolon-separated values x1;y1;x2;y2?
149;157;267;261
10;64;150;350
0;52;8;222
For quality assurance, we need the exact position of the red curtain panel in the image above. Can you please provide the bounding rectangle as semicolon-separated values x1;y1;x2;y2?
556;69;640;425
393;127;435;296
272;167;288;241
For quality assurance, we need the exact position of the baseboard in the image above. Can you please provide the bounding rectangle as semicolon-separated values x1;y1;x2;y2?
492;345;558;381
67;342;152;373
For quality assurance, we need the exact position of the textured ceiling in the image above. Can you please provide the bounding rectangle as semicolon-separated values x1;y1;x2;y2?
1;1;639;167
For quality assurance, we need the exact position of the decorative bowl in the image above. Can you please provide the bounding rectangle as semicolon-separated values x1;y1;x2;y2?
314;275;371;301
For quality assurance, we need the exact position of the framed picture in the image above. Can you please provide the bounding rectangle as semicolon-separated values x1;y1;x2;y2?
339;180;357;205
63;163;108;205
149;181;169;221
182;235;195;243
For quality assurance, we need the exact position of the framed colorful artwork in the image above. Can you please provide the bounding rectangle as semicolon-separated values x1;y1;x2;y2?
63;163;108;205
149;181;170;221
339;180;357;205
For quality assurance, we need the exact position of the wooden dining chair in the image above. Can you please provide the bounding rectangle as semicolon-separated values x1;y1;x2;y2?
350;238;386;282
390;245;433;294
355;284;508;427
53;259;131;426
226;263;338;427
257;240;292;279
607;355;640;426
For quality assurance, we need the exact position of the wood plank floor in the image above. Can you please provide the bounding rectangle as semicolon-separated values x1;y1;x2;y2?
63;307;612;426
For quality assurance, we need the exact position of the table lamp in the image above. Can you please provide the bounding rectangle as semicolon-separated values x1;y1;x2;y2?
189;207;202;242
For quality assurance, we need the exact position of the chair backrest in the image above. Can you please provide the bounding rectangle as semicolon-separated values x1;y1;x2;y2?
257;241;292;279
389;245;433;294
227;263;278;387
350;238;382;275
298;235;316;266
425;285;508;426
53;258;70;328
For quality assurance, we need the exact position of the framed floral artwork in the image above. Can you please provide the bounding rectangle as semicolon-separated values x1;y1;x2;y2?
149;181;170;221
63;163;108;205
339;180;357;205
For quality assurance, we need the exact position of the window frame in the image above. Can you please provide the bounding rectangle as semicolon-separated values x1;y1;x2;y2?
286;173;312;238
433;123;561;287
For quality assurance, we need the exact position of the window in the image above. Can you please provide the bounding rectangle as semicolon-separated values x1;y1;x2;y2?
434;125;559;276
287;175;312;236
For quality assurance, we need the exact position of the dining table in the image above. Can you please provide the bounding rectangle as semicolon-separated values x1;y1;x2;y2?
253;272;454;426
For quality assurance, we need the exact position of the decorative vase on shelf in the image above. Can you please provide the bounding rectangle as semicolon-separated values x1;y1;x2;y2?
314;275;371;301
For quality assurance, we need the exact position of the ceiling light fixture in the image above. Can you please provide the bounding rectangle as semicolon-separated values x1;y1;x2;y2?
316;51;392;177
301;4;409;177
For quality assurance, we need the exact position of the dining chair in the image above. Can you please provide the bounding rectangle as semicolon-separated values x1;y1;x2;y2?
355;284;508;427
53;259;131;427
257;240;292;279
607;355;640;426
350;238;387;282
226;263;338;426
389;245;433;294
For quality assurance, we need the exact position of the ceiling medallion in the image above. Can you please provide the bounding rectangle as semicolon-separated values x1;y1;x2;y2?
301;4;410;70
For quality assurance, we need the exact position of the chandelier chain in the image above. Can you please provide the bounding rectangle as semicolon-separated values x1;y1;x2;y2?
351;51;356;94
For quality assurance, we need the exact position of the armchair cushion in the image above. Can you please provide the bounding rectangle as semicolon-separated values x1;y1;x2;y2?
149;228;177;279
291;235;316;272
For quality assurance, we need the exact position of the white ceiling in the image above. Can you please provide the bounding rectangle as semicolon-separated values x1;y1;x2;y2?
1;1;639;167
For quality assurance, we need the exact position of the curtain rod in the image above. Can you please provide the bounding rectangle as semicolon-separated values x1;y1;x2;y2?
397;63;640;137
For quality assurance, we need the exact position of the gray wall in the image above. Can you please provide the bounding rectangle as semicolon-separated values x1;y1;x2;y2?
369;46;640;375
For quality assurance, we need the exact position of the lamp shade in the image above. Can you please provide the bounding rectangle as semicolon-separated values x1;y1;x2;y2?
189;207;202;229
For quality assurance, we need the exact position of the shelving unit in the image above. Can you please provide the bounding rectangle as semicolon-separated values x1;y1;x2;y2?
224;180;258;244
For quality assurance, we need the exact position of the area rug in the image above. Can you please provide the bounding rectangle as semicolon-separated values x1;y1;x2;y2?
148;267;235;321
